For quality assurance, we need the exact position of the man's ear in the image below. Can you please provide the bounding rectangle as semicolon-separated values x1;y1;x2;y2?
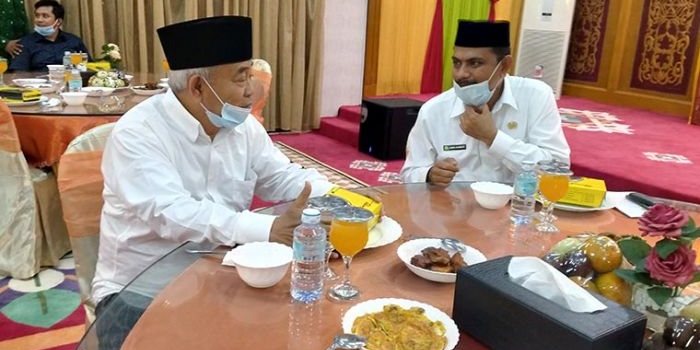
55;18;63;28
500;55;514;74
188;75;204;100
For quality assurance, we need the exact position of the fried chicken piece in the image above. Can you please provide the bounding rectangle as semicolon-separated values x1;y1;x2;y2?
421;247;451;265
410;254;432;269
450;252;467;271
429;264;452;273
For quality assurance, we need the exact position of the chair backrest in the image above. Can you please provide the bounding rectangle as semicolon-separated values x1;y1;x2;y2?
0;102;40;279
57;122;114;322
250;58;272;124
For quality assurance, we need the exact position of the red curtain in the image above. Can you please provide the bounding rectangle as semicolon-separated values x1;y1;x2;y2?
420;0;444;94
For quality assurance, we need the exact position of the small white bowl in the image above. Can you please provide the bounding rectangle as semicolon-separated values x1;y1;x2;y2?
61;92;89;106
470;181;514;209
223;242;293;288
81;86;115;97
396;238;486;283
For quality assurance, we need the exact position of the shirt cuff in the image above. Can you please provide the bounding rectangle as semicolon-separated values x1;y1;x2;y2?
231;211;275;244
488;130;515;160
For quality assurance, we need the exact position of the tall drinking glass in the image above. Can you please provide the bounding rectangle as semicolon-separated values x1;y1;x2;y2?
0;58;7;85
536;160;572;233
328;207;373;301
307;195;350;281
70;53;82;67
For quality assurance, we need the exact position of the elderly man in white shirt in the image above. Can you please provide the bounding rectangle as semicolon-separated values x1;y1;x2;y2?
92;16;344;350
401;20;570;187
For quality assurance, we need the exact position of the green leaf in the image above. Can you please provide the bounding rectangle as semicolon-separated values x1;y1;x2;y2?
656;239;682;259
684;272;700;287
617;237;651;266
647;286;674;307
615;269;653;285
683;228;700;239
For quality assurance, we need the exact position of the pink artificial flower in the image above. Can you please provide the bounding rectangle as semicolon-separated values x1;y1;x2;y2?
638;204;689;238
646;245;698;287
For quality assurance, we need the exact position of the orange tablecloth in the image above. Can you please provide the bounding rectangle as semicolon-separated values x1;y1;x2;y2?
13;114;118;167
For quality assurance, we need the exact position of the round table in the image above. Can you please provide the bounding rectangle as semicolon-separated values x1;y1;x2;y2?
75;183;700;350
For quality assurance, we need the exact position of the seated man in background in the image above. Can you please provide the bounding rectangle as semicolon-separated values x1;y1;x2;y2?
401;20;570;187
92;16;355;350
9;0;90;71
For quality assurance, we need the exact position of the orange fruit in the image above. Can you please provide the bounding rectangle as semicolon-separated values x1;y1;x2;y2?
594;272;632;306
569;276;600;294
582;236;622;273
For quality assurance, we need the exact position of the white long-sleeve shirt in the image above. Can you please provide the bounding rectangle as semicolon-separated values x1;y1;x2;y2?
401;76;570;184
92;90;333;304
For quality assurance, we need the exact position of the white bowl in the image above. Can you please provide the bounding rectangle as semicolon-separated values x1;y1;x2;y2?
81;86;115;97
223;242;293;288
396;238;486;283
470;181;514;209
61;92;89;106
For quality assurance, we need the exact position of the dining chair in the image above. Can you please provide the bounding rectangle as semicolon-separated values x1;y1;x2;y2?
251;58;272;124
57;122;115;325
0;102;71;279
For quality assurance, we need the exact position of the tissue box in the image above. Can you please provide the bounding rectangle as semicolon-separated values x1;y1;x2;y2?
326;186;382;229
558;177;607;208
453;256;645;350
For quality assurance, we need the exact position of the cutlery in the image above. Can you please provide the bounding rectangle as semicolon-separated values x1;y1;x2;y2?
185;249;227;255
441;238;467;253
326;333;367;350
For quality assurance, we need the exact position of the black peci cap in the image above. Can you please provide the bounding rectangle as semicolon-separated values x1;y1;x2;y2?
455;20;510;48
157;16;252;70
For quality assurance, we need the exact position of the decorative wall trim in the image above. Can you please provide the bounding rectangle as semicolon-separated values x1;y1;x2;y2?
565;0;610;82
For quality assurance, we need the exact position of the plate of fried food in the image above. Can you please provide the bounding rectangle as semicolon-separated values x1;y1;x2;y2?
397;238;486;283
342;297;459;350
130;82;167;96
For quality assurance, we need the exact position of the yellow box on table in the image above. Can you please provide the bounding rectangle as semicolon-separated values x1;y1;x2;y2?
0;87;42;103
86;61;112;71
326;187;382;229
557;177;607;208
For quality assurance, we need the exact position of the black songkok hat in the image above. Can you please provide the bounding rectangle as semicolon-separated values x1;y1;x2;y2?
157;16;252;70
455;20;510;48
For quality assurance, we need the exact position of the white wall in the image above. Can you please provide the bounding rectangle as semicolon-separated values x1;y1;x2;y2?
320;0;368;117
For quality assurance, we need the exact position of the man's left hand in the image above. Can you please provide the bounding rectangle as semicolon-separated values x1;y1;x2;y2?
459;104;498;147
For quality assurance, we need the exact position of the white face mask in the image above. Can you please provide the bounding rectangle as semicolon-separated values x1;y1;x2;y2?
453;61;504;107
35;20;58;37
200;78;250;129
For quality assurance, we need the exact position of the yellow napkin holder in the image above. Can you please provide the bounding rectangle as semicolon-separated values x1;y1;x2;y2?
326;187;382;229
87;61;112;71
0;87;42;102
558;177;607;208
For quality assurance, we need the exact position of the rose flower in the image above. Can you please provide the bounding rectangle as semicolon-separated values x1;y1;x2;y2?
645;244;698;287
638;203;689;238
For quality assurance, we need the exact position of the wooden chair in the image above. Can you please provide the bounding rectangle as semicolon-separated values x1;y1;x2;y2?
251;58;272;124
0;102;70;279
57;122;114;324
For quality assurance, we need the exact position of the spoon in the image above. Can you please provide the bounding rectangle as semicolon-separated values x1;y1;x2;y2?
326;333;367;350
185;249;227;255
441;238;467;253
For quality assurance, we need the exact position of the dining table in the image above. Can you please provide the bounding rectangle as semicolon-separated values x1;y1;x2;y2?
4;72;163;167
74;182;700;350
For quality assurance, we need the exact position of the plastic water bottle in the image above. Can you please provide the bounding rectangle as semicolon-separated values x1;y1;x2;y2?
62;51;71;68
68;69;82;92
290;208;326;303
510;160;538;224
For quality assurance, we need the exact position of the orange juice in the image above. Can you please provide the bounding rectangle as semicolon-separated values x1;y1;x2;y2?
162;59;170;71
539;174;569;202
0;59;7;74
329;220;369;257
70;53;82;66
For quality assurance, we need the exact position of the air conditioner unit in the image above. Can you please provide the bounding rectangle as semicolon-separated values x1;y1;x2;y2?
514;0;576;99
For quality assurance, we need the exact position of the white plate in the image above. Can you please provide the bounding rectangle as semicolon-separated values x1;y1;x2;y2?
130;86;167;96
23;83;55;94
365;216;402;249
82;87;115;96
554;195;614;213
12;78;47;86
397;238;486;283
2;96;47;107
342;298;459;350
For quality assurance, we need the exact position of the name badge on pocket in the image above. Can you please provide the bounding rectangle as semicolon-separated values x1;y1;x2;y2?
443;144;466;151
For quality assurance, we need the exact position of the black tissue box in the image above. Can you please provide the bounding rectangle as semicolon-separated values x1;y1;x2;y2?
453;256;646;350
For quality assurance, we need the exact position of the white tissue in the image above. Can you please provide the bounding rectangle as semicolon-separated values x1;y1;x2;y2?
508;256;607;313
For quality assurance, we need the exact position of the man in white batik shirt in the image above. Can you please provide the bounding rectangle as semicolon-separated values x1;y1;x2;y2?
401;20;570;187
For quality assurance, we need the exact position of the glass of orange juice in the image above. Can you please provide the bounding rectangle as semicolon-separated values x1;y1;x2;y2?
0;58;7;85
327;206;374;301
70;53;82;67
536;160;572;233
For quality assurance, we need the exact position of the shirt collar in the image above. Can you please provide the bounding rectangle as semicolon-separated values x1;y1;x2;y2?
162;89;208;143
449;75;519;118
31;30;67;43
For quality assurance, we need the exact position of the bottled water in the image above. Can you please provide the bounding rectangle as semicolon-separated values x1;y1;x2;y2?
68;69;82;92
290;208;326;303
510;160;538;224
62;51;71;68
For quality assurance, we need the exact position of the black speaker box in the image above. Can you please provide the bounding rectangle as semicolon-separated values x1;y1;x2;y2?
358;98;424;160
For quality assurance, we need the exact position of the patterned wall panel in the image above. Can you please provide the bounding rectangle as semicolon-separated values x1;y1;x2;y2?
631;0;700;95
565;0;610;82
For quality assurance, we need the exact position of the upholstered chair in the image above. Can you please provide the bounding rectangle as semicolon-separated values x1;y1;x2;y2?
250;58;272;124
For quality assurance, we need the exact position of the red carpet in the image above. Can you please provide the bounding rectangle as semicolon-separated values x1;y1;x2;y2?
309;94;700;204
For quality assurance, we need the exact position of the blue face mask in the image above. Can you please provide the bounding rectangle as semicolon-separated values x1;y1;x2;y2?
200;78;251;129
34;21;57;37
453;61;504;107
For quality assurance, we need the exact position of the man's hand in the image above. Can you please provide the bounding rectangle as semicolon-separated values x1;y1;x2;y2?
427;157;459;187
459;104;497;147
5;40;22;57
269;182;312;246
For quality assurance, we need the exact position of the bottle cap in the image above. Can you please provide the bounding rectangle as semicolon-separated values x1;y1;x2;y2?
302;208;320;217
